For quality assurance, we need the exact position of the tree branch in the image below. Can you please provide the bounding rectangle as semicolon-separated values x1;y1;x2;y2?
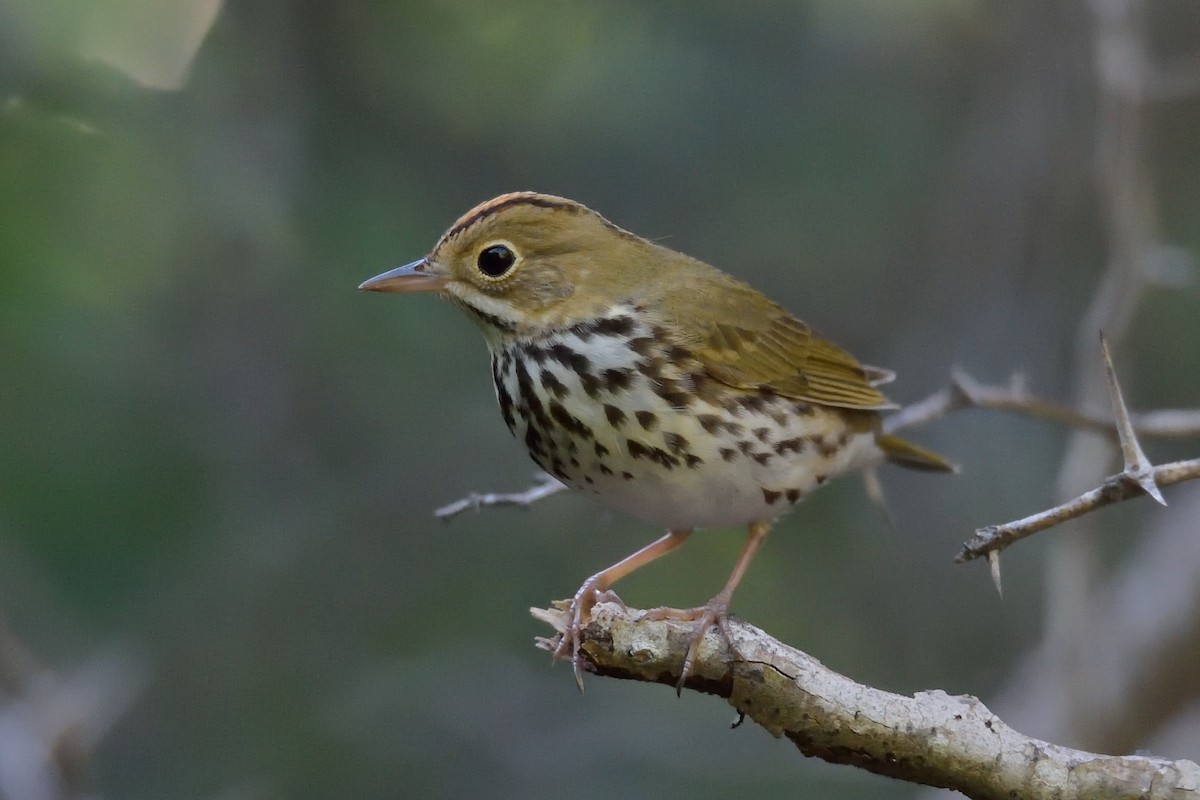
0;617;143;800
957;458;1200;563
884;369;1200;439
957;338;1199;565
433;472;566;521
531;601;1200;800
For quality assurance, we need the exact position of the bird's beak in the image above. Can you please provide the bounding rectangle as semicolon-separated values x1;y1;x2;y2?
358;259;447;293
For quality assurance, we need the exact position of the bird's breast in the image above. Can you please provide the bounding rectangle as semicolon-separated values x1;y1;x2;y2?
488;305;882;530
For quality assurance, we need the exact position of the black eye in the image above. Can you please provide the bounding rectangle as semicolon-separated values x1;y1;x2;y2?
477;244;516;278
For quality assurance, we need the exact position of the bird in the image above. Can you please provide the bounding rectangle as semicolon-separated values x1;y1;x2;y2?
360;192;953;690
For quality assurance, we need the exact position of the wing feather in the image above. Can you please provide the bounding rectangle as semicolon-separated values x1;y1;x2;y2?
665;276;894;410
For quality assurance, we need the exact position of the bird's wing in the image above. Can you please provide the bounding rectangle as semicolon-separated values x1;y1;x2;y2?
664;278;896;410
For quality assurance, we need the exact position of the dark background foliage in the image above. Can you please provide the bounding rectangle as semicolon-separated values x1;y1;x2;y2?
1;1;1197;797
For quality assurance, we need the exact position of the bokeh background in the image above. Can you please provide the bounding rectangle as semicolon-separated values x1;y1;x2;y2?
2;1;1198;798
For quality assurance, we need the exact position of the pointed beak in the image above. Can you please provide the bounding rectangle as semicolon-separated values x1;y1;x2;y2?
358;259;447;293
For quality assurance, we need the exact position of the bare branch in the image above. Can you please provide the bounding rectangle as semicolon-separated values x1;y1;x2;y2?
990;491;1200;756
885;369;1200;439
434;473;566;521
993;0;1200;763
955;335;1196;564
0;617;143;800
957;459;1200;563
532;601;1200;800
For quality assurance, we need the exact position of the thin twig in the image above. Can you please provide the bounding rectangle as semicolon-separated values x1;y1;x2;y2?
885;368;1200;438
434;472;566;521
957;458;1200;563
956;338;1199;569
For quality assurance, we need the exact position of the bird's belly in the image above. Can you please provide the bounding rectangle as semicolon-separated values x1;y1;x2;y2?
491;329;881;531
576;406;880;530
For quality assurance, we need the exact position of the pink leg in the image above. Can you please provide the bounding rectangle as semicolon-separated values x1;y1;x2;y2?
556;530;693;690
645;520;773;692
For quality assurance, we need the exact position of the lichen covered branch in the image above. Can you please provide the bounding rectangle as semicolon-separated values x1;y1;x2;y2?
533;601;1200;800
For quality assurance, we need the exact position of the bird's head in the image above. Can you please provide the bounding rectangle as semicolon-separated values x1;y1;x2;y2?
359;192;657;342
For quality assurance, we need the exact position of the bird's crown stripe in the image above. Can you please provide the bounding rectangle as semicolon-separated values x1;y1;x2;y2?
443;193;579;243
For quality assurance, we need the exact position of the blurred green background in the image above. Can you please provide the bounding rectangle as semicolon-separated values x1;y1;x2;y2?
1;1;1198;798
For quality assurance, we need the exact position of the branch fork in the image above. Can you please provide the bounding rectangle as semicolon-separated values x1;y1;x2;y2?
957;334;1199;581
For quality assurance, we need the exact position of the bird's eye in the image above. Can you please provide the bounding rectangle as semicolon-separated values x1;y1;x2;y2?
477;244;516;278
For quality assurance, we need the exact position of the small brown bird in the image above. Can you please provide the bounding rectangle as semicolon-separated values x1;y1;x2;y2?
361;192;951;688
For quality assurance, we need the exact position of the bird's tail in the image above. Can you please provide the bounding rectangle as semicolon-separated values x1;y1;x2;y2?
876;434;957;473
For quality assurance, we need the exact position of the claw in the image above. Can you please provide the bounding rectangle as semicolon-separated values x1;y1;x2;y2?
638;518;772;693
549;530;694;690
547;522;773;692
552;580;625;691
644;591;736;693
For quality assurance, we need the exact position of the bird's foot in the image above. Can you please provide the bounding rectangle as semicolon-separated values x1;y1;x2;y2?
643;592;736;694
552;577;625;691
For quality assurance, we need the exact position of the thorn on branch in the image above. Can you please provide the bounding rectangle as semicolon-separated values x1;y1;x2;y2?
988;550;1003;598
1100;332;1166;506
956;338;1199;568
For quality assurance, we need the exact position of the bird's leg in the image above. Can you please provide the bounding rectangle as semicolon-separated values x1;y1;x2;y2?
556;529;693;690
644;520;773;693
